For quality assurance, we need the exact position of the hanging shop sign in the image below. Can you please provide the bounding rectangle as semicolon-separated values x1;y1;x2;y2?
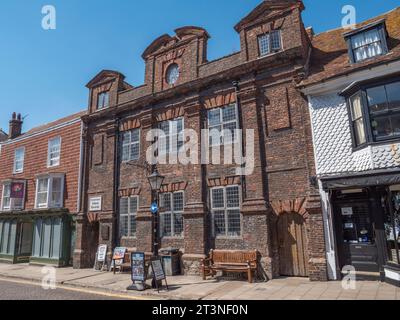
10;182;25;199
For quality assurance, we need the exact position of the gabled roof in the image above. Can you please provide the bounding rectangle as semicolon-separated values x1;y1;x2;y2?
234;0;304;32
86;70;126;88
300;7;400;88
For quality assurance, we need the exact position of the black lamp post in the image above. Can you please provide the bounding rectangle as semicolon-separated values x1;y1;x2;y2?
147;168;165;258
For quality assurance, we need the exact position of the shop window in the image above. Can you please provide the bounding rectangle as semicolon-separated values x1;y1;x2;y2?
0;220;17;255
119;196;138;238
157;118;184;156
32;217;63;259
211;185;241;237
13;147;25;174
48;137;61;167
384;187;400;266
1;182;25;212
160;192;184;238
97;91;110;110
347;79;400;147
208;104;239;146
35;174;64;209
258;30;282;57
121;129;140;162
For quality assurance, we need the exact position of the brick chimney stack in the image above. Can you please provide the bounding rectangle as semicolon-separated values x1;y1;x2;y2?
9;112;23;139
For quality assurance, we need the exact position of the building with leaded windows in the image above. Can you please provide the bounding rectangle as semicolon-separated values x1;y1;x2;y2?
74;0;328;281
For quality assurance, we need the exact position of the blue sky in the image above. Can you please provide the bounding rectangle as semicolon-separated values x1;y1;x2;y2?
1;0;399;133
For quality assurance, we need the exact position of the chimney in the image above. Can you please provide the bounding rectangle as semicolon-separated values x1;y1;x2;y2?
9;112;23;139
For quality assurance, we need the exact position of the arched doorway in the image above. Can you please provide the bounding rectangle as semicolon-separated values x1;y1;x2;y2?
277;212;309;277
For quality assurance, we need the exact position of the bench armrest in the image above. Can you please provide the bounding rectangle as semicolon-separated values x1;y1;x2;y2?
201;257;212;266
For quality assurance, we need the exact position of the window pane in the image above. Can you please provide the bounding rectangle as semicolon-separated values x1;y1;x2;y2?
213;211;226;236
271;30;281;51
367;85;388;113
174;213;183;236
386;82;400;111
130;143;140;160
173;192;184;212
208;109;221;126
129;215;136;237
226;186;240;208
50;177;63;208
2;184;11;210
49;138;61;166
161;213;172;237
120;215;129;237
222;105;236;122
131;129;140;143
391;114;400;137
14;148;24;173
371;115;392;138
212;189;224;209
227;210;241;236
129;197;138;214
223;122;237;144
258;34;270;56
120;198;128;215
350;94;363;120
353;119;366;145
161;193;171;211
209;126;222;146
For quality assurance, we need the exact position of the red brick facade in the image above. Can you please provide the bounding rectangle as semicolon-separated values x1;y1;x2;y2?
74;0;328;281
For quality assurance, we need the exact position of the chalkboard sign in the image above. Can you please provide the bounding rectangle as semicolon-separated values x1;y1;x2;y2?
151;258;166;281
131;252;146;282
97;245;107;262
150;257;169;292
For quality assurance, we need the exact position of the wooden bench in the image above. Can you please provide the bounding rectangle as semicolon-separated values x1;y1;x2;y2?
201;250;258;283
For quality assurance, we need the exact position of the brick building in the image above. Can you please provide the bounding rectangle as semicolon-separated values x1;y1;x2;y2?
0;111;84;266
300;7;400;285
74;0;328;281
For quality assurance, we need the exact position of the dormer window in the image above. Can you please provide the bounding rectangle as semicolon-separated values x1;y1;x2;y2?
97;91;110;110
345;22;388;64
258;30;282;57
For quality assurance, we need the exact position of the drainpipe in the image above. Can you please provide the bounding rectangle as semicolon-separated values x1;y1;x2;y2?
113;117;121;248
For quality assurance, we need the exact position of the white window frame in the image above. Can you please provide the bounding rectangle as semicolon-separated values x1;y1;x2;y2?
119;196;139;238
160;191;184;238
157;117;184;156
13;147;25;174
208;104;240;147
211;185;242;238
47;137;61;168
34;174;65;209
1;181;26;212
121;129;141;162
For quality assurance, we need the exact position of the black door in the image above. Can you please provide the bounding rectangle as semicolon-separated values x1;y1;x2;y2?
335;202;379;272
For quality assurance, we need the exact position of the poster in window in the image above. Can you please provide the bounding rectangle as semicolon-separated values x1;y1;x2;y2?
10;182;24;199
341;207;353;216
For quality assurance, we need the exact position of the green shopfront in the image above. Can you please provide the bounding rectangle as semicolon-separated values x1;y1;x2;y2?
0;209;73;266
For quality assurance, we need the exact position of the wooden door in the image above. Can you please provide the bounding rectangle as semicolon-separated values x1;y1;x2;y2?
278;212;309;277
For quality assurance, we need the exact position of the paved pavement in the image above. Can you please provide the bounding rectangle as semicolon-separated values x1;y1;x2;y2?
0;263;398;300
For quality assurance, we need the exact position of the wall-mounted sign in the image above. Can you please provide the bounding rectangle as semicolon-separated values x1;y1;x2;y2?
97;245;107;262
131;252;146;282
10;182;25;199
89;196;102;212
341;207;353;216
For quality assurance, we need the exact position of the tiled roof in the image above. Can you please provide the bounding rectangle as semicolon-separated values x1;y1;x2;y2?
301;7;400;87
17;110;86;140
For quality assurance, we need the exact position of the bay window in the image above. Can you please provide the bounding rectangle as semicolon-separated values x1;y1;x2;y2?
1;181;25;211
160;191;184;237
35;175;64;209
347;79;400;147
211;185;241;237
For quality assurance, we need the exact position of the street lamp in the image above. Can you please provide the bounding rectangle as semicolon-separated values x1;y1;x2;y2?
147;167;165;289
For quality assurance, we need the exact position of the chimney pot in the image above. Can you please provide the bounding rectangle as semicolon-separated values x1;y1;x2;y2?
9;112;23;139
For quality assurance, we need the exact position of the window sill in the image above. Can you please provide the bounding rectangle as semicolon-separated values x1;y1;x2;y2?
214;236;243;240
352;137;400;152
161;236;184;240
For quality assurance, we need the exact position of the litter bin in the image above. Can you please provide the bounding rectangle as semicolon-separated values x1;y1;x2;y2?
159;247;181;276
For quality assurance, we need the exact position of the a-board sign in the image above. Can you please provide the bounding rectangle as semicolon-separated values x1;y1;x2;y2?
151;258;166;281
112;247;127;265
130;252;146;282
97;245;107;262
